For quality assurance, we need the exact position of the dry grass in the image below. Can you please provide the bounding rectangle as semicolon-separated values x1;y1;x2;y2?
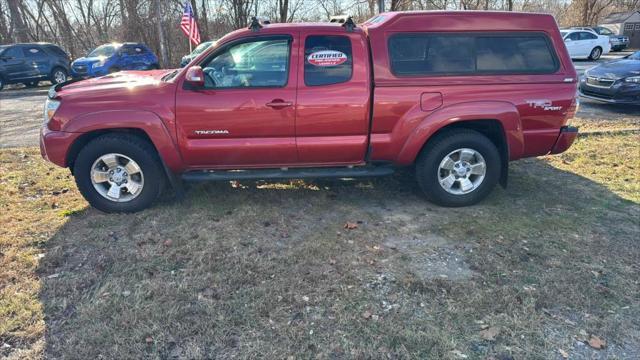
1;133;638;359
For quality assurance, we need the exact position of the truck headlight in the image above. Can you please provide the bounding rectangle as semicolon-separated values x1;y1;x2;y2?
44;98;60;124
624;76;640;84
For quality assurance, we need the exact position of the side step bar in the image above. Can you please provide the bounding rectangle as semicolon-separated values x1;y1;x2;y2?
181;165;395;182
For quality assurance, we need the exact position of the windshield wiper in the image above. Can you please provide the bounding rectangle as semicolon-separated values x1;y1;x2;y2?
161;69;179;82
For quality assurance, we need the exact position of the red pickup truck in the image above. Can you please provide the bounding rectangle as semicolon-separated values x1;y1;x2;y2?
40;11;579;213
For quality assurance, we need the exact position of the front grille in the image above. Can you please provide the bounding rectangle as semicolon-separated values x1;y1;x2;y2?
73;65;88;74
586;77;615;88
581;89;614;100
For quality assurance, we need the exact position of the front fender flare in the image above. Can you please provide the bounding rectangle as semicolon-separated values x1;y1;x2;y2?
63;110;184;172
395;101;524;165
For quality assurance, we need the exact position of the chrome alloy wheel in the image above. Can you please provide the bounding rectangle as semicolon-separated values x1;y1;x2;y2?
437;148;486;195
90;153;144;202
53;70;67;84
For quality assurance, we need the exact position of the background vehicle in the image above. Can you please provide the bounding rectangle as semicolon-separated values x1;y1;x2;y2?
180;41;216;67
71;42;159;78
41;11;579;213
560;29;611;59
570;26;629;51
579;51;640;104
0;43;69;91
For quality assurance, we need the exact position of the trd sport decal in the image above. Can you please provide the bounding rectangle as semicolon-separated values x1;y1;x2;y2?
307;50;348;67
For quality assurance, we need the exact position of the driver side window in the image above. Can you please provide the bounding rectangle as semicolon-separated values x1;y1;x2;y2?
202;38;290;88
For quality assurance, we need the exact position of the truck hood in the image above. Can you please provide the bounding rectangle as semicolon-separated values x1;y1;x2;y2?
56;70;175;98
586;59;640;79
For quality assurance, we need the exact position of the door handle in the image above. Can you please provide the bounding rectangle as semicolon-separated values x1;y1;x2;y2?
266;99;293;109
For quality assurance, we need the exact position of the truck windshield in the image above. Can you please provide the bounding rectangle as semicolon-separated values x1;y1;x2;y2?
0;45;7;55
88;44;119;58
191;41;214;56
628;51;640;60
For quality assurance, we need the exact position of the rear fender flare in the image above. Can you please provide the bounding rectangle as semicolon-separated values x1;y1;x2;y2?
396;101;524;165
63;110;184;172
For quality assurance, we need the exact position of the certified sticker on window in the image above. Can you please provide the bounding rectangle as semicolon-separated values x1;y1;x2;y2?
307;50;348;67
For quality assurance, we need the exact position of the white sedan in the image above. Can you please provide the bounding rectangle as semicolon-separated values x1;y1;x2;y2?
560;29;611;60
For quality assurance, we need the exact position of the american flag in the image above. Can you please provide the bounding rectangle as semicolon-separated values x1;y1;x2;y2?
180;1;200;45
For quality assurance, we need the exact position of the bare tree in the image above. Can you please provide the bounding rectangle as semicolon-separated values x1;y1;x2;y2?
7;0;28;42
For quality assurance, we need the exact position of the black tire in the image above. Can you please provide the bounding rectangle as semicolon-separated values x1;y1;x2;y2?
0;76;4;91
148;63;160;70
73;134;165;213
23;81;39;88
415;129;501;207
50;67;68;84
108;67;120;74
588;47;602;60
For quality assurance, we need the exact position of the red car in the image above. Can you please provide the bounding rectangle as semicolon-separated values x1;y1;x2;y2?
40;11;579;213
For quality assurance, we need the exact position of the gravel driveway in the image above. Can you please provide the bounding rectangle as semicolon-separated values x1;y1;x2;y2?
1;54;638;148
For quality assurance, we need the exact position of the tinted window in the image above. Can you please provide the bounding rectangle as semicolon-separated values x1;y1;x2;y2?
304;35;353;86
2;47;22;59
122;45;146;55
45;45;68;58
389;33;558;76
23;47;46;58
579;32;597;40
567;32;581;41
476;36;557;73
202;38;290;88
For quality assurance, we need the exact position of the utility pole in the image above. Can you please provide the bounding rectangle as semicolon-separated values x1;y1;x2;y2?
377;0;384;14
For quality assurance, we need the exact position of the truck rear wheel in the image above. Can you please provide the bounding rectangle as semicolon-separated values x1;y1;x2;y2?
415;129;501;207
73;134;164;213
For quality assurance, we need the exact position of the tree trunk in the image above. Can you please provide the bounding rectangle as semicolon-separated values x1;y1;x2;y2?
154;0;169;66
7;0;29;42
201;0;210;39
279;0;289;23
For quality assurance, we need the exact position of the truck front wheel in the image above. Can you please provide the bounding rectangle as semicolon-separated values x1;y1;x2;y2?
73;134;164;213
416;130;501;207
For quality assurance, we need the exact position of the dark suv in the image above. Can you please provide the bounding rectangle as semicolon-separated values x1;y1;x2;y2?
0;43;70;91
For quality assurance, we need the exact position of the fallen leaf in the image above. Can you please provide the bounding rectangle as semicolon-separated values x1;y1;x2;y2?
558;349;569;358
479;326;500;341
344;222;358;230
450;349;468;359
145;336;153;344
163;239;172;247
587;335;606;349
362;310;372;319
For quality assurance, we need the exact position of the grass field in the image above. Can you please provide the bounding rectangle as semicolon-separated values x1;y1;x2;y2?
1;133;638;359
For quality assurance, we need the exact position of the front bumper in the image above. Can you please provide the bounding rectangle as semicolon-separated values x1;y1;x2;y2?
70;64;108;78
579;78;640;104
550;126;578;154
40;126;80;168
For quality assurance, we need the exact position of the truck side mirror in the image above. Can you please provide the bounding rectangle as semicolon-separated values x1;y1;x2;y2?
185;66;205;88
564;38;572;42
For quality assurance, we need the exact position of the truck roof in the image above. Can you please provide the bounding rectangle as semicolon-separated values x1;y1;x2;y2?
363;11;559;32
219;10;560;43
